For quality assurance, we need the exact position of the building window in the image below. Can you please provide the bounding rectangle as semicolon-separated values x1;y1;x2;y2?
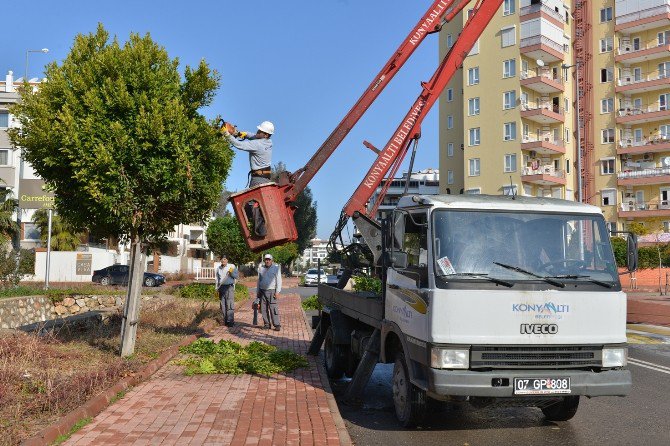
660;93;670;110
469;127;481;146
0;150;9;166
447;115;454;129
447;142;454;157
447;170;454;184
599;37;613;53
469;158;481;176
504;153;517;172
600;68;613;83
658;31;670;45
600;7;612;22
503;90;516;109
566;159;571;174
0;112;8;128
664;221;670;233
501;27;516;47
468;97;480;116
502;185;518;196
601;189;616;206
565;127;571;143
601;98;614;113
503;59;516;78
468;67;480;85
504;122;517;141
446;34;453;48
465;188;481;194
447;88;454;102
601;128;615;144
601;158;615;174
23;223;40;241
503;0;515;15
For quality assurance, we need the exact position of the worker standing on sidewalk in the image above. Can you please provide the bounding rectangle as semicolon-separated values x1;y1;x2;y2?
257;253;282;331
221;121;275;187
215;254;238;327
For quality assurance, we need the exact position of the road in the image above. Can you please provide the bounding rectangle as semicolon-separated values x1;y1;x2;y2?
330;340;670;445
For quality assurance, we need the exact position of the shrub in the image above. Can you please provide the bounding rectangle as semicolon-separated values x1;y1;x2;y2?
610;237;627;267
301;295;322;311
352;276;382;294
178;282;249;302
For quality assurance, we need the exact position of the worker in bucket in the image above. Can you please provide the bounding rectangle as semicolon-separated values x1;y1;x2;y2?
220;120;275;187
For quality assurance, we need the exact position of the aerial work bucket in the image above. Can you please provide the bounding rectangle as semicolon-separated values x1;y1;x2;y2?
229;183;298;252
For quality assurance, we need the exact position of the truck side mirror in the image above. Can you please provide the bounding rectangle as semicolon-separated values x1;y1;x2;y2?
391;251;408;269
627;234;638;272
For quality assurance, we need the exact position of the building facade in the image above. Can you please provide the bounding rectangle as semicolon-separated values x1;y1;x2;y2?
300;238;329;268
368;168;440;221
440;0;670;233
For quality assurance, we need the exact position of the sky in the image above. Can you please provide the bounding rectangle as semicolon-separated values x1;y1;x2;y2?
1;0;441;241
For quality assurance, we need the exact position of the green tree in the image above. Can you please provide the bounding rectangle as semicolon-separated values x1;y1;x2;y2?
0;189;18;246
9;25;232;355
206;215;256;265
266;242;299;273
32;209;83;251
271;162;317;253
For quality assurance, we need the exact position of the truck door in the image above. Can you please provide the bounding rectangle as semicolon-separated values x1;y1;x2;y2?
387;210;429;335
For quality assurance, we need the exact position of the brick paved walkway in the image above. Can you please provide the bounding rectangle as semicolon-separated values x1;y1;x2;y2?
65;293;349;446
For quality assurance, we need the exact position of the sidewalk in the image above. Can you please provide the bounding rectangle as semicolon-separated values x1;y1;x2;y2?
64;291;351;446
627;292;670;327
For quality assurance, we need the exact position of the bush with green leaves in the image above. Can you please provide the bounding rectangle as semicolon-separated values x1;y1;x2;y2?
301;295;322;311
352;276;382;295
178;282;249;302
176;338;308;376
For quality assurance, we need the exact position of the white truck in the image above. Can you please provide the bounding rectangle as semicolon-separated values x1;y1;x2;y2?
312;194;635;427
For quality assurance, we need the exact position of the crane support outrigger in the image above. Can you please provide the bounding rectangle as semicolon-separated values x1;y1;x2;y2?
229;0;503;253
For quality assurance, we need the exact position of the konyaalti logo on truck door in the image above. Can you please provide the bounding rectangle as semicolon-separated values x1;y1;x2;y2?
512;302;570;320
391;289;428;324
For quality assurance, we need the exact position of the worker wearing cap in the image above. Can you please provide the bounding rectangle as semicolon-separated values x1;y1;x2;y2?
257;253;282;330
215;254;238;327
221;121;275;187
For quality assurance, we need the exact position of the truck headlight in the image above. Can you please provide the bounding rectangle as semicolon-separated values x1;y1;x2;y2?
602;347;627;367
430;348;469;369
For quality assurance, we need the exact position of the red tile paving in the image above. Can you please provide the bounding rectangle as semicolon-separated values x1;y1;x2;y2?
65;291;350;446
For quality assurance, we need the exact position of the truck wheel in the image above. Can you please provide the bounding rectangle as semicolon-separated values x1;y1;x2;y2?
392;350;427;428
324;326;346;379
541;396;580;421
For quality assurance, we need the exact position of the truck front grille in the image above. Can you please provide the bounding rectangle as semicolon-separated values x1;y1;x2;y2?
470;345;602;369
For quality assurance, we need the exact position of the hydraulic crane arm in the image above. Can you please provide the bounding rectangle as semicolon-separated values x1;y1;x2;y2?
283;0;469;202
230;0;505;253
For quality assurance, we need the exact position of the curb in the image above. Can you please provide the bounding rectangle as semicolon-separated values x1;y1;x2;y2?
21;319;217;446
301;305;353;446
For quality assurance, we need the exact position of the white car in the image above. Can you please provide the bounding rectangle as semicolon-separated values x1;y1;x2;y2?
304;268;328;286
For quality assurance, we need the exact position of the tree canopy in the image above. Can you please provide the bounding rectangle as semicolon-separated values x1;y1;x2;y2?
206;215;256;265
32;209;83;251
9;24;233;243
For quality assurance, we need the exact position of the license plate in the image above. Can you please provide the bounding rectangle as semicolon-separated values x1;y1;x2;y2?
513;377;571;395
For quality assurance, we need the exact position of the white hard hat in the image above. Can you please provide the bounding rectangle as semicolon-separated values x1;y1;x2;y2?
257;121;275;135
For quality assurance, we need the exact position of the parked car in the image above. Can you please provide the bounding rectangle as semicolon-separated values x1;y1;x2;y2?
303;268;328;286
92;264;165;287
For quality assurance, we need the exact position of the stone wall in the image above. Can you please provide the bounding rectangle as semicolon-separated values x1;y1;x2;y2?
0;294;166;330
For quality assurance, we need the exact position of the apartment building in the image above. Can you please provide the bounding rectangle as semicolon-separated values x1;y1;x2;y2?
367;168;440;221
439;0;670;233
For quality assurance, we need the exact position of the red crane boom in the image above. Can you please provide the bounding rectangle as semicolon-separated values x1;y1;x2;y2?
229;0;504;252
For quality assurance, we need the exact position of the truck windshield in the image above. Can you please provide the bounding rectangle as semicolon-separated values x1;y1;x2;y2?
432;210;619;285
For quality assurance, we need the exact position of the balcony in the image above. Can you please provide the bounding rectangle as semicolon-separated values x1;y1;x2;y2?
618;166;670;185
616;105;670;124
616;3;670;33
521;103;565;124
521;136;566;155
521;165;566;185
520;35;565;63
520;69;564;94
618;200;670;218
520;3;568;28
615;44;670;63
616;71;670;94
618;136;670;155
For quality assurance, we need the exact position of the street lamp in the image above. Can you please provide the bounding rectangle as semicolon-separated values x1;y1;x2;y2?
562;61;582;203
24;48;49;81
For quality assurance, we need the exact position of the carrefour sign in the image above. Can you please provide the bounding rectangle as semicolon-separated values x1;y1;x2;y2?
19;179;54;209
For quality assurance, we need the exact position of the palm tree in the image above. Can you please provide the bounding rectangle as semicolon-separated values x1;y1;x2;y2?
0;188;18;247
32;209;83;251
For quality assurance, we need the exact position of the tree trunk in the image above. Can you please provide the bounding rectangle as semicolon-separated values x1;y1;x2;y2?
120;236;146;357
